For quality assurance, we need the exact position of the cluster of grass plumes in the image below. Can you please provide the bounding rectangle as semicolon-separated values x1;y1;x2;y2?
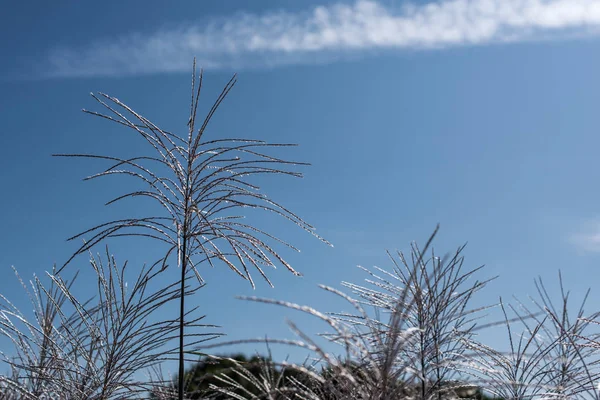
1;60;330;400
47;59;330;400
189;229;600;400
4;61;600;400
5;232;600;399
0;249;219;399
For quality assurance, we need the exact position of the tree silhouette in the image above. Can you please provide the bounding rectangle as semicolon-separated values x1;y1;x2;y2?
154;353;310;399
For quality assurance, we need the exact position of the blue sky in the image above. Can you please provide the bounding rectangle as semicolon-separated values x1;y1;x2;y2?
3;0;600;378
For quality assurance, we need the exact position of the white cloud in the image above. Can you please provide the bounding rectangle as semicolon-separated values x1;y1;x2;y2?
569;221;600;253
47;0;600;77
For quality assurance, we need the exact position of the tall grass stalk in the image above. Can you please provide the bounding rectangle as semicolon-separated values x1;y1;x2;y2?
53;59;330;400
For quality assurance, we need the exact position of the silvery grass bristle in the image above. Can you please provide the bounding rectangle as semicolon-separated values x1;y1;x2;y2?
194;228;502;400
0;248;219;399
194;228;600;399
53;58;331;400
459;273;600;399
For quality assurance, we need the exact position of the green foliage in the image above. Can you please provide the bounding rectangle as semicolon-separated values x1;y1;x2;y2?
157;353;309;399
156;353;505;400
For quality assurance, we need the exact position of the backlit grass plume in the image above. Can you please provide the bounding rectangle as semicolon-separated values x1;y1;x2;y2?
54;59;330;400
0;251;214;399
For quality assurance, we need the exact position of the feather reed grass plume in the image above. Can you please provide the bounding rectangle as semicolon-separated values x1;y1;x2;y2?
53;58;330;400
462;273;600;399
200;229;495;400
0;249;217;399
191;237;600;400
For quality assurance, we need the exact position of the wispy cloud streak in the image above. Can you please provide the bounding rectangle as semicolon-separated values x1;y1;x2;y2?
47;0;600;77
569;219;600;253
